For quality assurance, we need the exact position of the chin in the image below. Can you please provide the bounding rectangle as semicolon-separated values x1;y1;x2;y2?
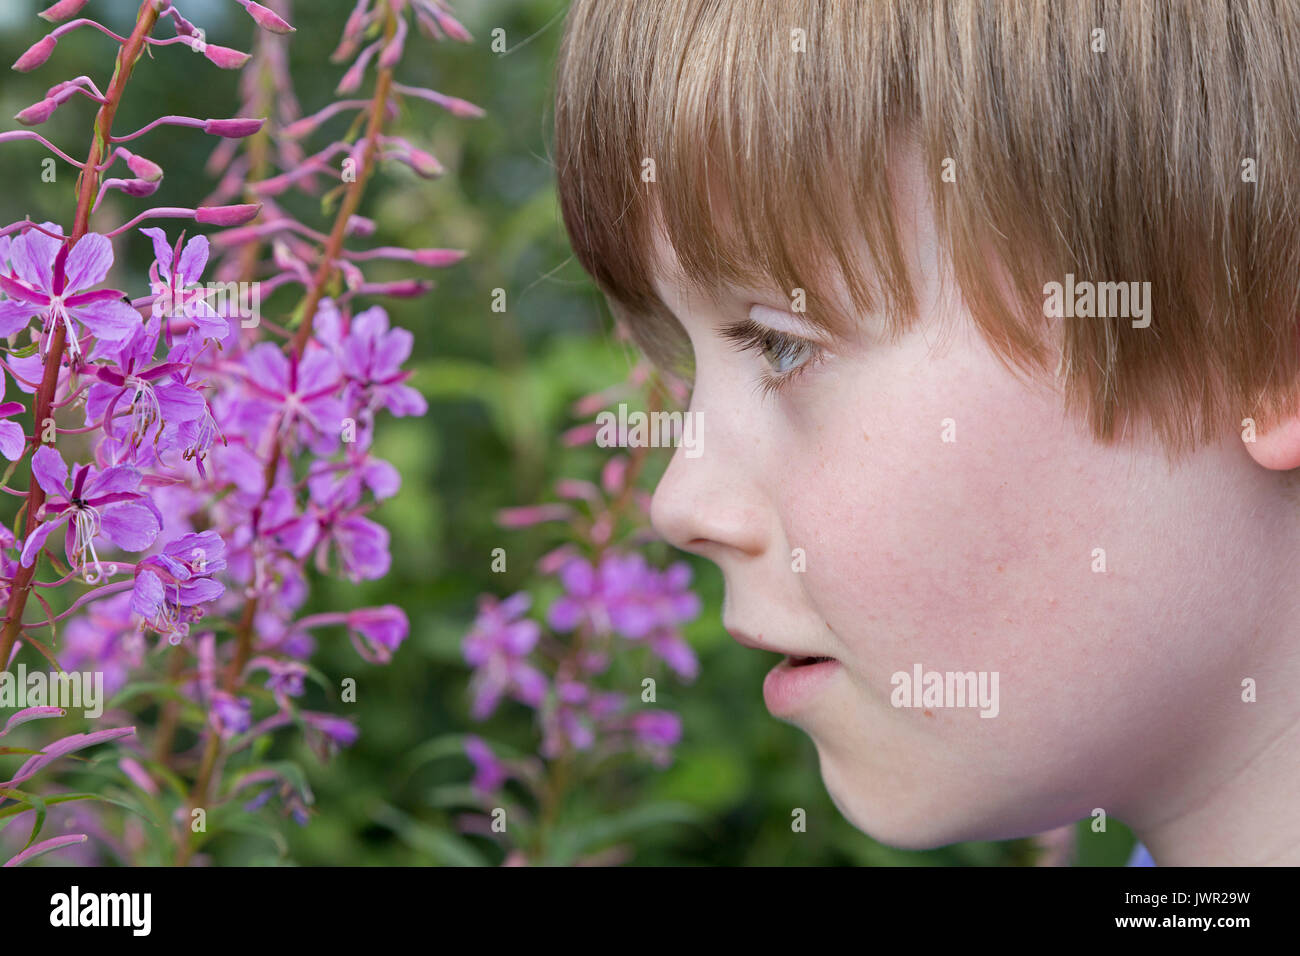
817;751;1036;851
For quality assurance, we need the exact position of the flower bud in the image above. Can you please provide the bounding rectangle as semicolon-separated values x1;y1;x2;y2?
412;248;466;267
195;203;261;226
13;35;57;72
407;147;444;178
378;16;408;69
37;0;88;23
240;1;295;34
106;177;160;198
121;149;163;182
204;117;266;138
359;279;434;298
344;215;377;238
430;6;473;43
203;44;252;70
16;98;58;126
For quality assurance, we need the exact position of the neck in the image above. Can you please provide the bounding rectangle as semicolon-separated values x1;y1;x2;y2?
1126;578;1300;865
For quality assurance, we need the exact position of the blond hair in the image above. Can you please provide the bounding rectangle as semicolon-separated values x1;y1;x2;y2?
553;0;1300;457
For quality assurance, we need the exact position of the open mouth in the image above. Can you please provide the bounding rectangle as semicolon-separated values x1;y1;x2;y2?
787;655;835;668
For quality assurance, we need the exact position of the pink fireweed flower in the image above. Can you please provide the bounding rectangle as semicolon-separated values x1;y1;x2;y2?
140;227;231;341
236;343;344;452
464;735;509;796
346;605;409;663
313;302;426;418
301;711;359;761
130;530;226;643
462;593;548;720
20;446;162;581
548;553;702;679
308;485;392;582
85;316;208;457
0;224;141;360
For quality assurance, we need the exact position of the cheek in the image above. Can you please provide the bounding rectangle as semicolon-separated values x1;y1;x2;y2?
769;325;1257;841
777;329;1109;688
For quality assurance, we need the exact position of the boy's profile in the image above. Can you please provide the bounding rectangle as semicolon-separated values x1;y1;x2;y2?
552;0;1300;865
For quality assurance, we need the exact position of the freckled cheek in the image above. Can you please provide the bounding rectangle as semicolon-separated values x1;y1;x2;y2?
775;407;1076;695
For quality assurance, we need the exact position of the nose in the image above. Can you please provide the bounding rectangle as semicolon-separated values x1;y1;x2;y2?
648;397;769;562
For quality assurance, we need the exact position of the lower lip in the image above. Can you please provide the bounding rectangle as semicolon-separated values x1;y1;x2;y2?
762;657;841;716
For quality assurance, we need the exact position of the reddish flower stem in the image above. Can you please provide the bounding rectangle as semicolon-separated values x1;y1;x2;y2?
0;0;162;673
179;6;399;864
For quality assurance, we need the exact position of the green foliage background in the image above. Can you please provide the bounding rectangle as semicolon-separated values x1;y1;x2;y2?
0;0;1137;866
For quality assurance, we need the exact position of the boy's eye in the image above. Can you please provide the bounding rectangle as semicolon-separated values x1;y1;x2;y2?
719;317;826;396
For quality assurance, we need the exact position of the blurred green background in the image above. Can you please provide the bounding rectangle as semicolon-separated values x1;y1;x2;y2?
0;0;1137;866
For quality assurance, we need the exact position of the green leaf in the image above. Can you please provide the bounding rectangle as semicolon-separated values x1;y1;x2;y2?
371;803;489;867
22;789;47;849
545;801;705;866
204;813;290;858
423;784;479;810
107;681;191;709
396;734;473;778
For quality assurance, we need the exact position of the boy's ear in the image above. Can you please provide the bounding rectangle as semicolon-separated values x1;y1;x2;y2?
1245;410;1300;470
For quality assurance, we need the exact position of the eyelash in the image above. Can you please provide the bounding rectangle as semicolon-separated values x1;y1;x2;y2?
720;317;827;397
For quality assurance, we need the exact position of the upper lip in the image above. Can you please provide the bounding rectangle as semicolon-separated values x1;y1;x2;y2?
724;624;833;660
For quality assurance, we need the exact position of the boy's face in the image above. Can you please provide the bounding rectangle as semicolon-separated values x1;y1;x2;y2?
646;147;1292;848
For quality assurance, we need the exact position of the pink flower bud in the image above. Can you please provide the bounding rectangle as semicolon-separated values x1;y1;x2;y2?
562;423;601;446
336;57;368;95
601;456;629;495
556;479;601;502
239;0;295;34
345;215;377;237
13;35;57;72
280;116;317;139
378;15;408;69
431;6;473;43
16;98;58;126
106;177;160;198
441;96;485;119
203;44;252;70
407;147;444;178
195;203;262;226
412;248;466;267
121;149;163;182
204;117;266;138
37;0;88;23
496;504;574;528
360;279;433;298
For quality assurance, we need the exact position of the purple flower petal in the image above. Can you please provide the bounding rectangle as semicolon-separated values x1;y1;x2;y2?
130;569;164;618
99;501;161;552
85;464;141;498
19;515;60;567
9;224;62;291
176;235;210;284
0;299;41;337
139;227;173;274
73;297;141;341
62;232;113;293
29;445;67;497
0;420;25;461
